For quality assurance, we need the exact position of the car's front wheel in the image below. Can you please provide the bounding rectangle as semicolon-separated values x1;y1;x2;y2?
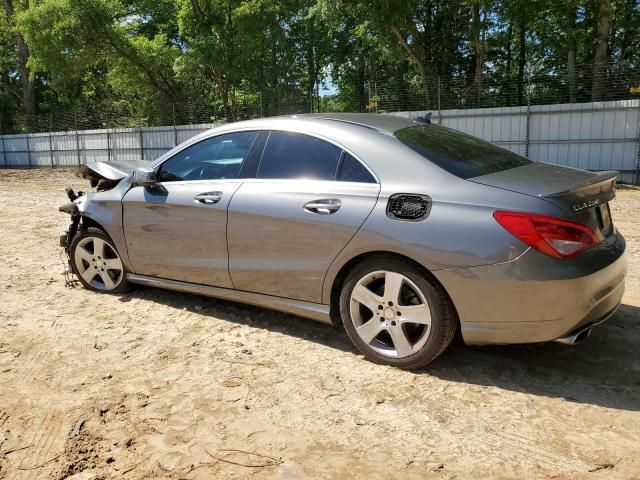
69;226;128;293
339;257;457;369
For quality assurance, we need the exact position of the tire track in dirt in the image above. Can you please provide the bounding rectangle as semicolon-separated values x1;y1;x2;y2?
14;412;65;479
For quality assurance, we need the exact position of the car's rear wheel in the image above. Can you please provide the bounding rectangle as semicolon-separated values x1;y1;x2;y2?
339;257;456;369
70;226;128;293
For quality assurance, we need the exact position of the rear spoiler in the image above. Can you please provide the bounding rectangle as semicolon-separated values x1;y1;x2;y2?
544;170;617;198
544;170;617;212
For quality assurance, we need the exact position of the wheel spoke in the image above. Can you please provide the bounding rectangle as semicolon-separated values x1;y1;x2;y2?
383;272;404;304
389;327;413;357
92;238;106;258
77;246;93;262
98;271;116;290
356;318;384;344
352;283;383;312
103;258;122;270
78;263;93;278
399;305;431;325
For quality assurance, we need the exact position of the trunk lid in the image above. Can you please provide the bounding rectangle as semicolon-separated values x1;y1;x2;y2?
470;162;618;238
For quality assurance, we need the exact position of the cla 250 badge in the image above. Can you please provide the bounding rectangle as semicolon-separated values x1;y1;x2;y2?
572;199;600;212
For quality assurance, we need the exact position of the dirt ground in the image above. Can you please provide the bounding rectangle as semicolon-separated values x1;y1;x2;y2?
0;168;638;480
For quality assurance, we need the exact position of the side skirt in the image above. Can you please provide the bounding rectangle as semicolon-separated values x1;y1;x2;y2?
127;273;332;325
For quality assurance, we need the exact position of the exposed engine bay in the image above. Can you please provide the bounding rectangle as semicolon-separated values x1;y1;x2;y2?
59;165;123;246
78;164;121;192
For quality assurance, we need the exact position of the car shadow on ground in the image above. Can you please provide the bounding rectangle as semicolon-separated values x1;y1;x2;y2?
426;303;640;412
119;286;640;412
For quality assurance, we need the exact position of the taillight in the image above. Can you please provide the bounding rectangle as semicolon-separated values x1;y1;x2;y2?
493;211;600;259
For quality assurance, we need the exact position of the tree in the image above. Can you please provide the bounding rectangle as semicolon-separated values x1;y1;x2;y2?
591;0;609;101
0;0;639;133
3;0;35;125
18;0;181;125
470;0;487;106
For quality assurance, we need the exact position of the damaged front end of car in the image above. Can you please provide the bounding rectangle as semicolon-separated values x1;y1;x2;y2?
58;160;144;281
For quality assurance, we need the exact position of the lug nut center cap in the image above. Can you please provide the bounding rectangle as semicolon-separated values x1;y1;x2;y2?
383;308;395;320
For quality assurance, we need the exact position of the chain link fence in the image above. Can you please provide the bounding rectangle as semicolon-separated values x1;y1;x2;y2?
2;63;639;134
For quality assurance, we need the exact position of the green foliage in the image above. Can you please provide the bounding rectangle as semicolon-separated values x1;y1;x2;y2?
0;0;639;132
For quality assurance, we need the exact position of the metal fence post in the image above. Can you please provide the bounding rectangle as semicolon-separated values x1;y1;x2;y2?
48;113;54;167
25;133;31;168
172;103;178;147
524;105;531;158
525;72;532;158
635;107;640;185
437;76;442;124
74;111;82;166
106;129;111;162
139;119;144;160
374;81;378;114
0;125;5;167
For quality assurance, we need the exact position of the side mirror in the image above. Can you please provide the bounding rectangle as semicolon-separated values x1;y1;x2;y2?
132;167;157;187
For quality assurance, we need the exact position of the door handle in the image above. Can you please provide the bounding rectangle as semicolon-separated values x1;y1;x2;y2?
194;191;222;205
304;199;341;215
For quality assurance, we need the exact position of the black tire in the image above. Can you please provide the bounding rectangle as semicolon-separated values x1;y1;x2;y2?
339;256;457;369
69;226;129;293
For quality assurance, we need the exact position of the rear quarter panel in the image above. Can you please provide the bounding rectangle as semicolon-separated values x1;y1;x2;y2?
321;177;564;304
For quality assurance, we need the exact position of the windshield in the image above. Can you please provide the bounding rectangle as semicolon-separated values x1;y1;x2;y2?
394;125;532;179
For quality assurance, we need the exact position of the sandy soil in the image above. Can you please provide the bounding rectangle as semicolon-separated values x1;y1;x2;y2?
0;168;638;480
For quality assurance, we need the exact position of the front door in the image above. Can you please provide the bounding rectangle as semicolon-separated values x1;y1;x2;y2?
122;131;259;287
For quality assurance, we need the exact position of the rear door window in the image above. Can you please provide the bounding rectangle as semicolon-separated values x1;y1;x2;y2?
394;125;531;179
257;131;341;180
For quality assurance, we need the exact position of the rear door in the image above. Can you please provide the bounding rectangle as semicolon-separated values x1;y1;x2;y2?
122;131;259;287
227;131;380;303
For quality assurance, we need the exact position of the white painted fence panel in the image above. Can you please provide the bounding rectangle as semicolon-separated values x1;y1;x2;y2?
393;99;639;183
1;102;639;183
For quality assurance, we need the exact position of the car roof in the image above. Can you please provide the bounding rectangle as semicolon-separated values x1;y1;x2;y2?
297;113;417;133
199;113;419;136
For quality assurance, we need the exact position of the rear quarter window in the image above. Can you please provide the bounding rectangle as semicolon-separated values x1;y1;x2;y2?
338;153;376;183
394;125;531;179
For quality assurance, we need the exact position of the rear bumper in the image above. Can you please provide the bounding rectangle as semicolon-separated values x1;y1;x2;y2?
434;233;627;345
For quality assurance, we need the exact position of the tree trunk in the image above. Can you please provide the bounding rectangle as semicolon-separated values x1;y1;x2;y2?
306;43;316;114
355;58;366;113
214;74;235;123
391;26;431;106
470;1;483;106
591;0;610;101
566;1;578;103
618;0;635;63
4;0;36;129
506;25;512;106
517;21;526;105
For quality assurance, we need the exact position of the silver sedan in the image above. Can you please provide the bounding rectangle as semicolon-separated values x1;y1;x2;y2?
58;113;626;369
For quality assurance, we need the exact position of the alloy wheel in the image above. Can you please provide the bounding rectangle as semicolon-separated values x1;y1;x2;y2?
73;236;124;291
349;270;432;358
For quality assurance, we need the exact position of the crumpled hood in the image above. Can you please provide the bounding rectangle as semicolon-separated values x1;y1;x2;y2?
79;160;151;181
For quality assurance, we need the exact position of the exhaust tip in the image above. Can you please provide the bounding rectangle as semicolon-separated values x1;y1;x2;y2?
573;328;592;344
554;326;592;345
